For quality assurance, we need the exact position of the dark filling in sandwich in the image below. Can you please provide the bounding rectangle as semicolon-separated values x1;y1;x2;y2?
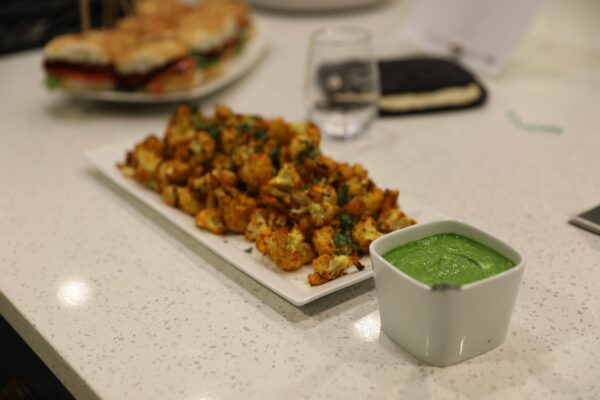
117;56;194;90
43;60;116;82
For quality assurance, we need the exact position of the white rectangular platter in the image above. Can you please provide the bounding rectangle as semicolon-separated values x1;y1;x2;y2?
85;140;445;306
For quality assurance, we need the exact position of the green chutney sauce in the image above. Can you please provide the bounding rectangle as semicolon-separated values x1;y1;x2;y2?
383;233;515;287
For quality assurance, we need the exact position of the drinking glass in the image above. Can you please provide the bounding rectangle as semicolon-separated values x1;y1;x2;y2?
305;26;379;140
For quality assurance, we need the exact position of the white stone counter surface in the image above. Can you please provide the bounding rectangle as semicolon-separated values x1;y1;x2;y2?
1;0;599;399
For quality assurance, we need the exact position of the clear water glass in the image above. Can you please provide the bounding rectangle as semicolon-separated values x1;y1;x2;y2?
305;26;379;140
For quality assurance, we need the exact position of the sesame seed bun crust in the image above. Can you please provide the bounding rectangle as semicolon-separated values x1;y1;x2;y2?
44;31;112;65
115;38;189;74
177;11;239;53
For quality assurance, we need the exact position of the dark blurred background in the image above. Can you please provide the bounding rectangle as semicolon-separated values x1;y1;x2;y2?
0;316;74;400
0;0;117;55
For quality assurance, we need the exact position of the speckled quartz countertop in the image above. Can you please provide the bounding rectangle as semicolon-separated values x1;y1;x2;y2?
1;0;600;399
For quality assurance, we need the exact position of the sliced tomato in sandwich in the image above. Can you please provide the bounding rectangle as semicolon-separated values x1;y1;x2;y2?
146;56;197;94
46;68;115;83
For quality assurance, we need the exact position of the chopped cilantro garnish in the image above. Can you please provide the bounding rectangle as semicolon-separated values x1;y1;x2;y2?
296;140;318;163
254;145;264;153
334;231;358;249
253;130;268;141
337;185;352;207
236;122;251;133
244;247;253;254
339;213;356;230
269;145;281;167
45;76;60;90
235;29;250;54
190;51;220;69
191;118;221;142
189;102;201;113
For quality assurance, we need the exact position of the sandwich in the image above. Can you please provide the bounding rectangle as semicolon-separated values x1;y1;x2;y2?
115;38;200;93
43;31;116;90
44;30;139;91
177;0;252;77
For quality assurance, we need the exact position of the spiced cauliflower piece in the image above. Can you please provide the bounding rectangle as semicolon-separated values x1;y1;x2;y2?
165;105;196;149
245;209;289;241
257;227;315;271
312;226;337;255
177;186;203;216
195;208;226;234
161;184;177;207
156;159;192;187
269;163;302;191
378;208;416;233
308;254;364;286
267;118;294;144
219;192;257;233
187;131;216;166
238;152;273;193
245;208;269;241
291;183;339;229
351;217;383;251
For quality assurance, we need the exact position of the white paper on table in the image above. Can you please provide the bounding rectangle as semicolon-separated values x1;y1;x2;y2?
401;0;546;75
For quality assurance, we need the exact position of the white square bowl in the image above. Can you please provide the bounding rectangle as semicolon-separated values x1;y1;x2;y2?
370;219;525;367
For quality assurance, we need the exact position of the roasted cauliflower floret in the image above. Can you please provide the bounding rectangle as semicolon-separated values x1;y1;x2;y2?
308;254;364;286
245;208;289;241
212;169;238;188
214;103;234;122
187;131;216;166
156;159;192;187
381;189;399;212
351;217;383;251
165;105;196;148
312;226;337;255
245;208;269;241
161;184;177;207
267;118;294;144
378;208;416;233
342;187;384;218
231;144;253;167
292;184;339;229
211;153;235;171
362;187;385;216
133;147;162;183
195;208;226;234
190;172;218;198
219;127;238;155
238;152;273;193
257;227;315;271
269;163;302;191
177;186;203;215
138;134;163;153
220;192;257;233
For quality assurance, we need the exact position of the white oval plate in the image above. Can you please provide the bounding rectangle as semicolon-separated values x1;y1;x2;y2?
85;139;444;306
57;25;269;103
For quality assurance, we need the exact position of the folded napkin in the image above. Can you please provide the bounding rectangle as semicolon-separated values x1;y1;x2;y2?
378;57;487;116
317;57;487;117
